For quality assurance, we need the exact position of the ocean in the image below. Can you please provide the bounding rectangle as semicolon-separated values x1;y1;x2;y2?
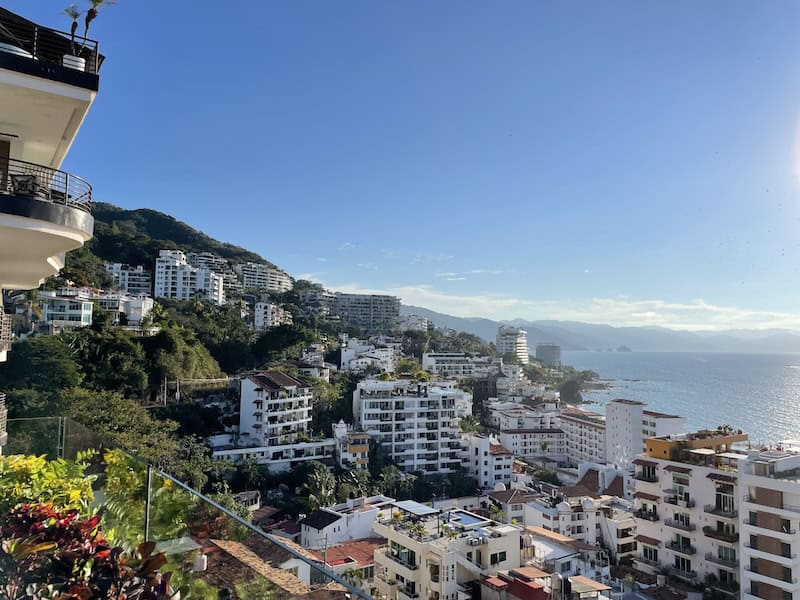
562;351;800;445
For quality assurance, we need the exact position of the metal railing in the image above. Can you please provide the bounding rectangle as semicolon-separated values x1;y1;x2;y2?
667;541;697;555
703;526;739;543
0;313;11;352
705;552;738;568
634;509;660;521
704;503;737;518
1;158;92;211
0;10;100;74
665;518;696;532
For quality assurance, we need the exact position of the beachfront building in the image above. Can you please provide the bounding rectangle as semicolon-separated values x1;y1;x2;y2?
632;429;746;595
496;326;529;365
461;433;514;490
154;250;225;305
557;407;607;466
605;399;686;471
372;502;522;600
739;448;800;600
499;428;568;463
353;380;469;475
105;263;152;296
333;292;400;333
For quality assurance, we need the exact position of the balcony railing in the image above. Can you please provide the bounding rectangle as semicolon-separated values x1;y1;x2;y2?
704;504;737;518
665;518;696;532
703;526;739;543
667;541;697;555
705;552;738;568
2;417;369;599
1;158;92;211
0;10;101;74
635;472;658;482
634;509;660;521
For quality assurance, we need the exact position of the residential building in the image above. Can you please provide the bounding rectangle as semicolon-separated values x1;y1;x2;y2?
234;262;293;294
481;568;612;600
154;250;225;305
461;434;514;490
499;429;568;462
398;314;431;332
297;284;337;317
38;290;93;332
309;537;387;598
739;448;800;600
604;399;686;471
211;371;335;472
488;401;561;432
495;364;546;401
557;408;607;467
297;362;332;382
299;495;395;549
372;501;523;600
534;344;561;368
332;421;370;471
333;293;400;333
353;379;470;474
105;263;152;296
187;251;242;297
0;5;104;448
92;291;154;325
253;302;293;331
496;326;529;365
341;337;395;373
490;489;542;525
632;429;747;594
522;526;611;583
423;352;476;379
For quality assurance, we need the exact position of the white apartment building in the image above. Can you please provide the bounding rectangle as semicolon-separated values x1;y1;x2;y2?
333;293;400;333
557;407;607;466
253;302;293;331
372;502;522;600
496;326;529;365
499;428;568;462
353;380;470;474
523;526;611;583
211;371;335;472
154;250;225;305
38;291;93;332
739;448;800;600
535;343;562;368
422;352;475;379
105;263;152;296
633;429;747;594
461;434;514;490
604;399;686;471
398;314;431;332
186;252;242;297
488;401;561;431
299;495;395;549
495;364;545;401
341;337;395;373
234;262;293;294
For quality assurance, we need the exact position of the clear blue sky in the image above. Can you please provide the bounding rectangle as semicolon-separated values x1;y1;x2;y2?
10;1;800;329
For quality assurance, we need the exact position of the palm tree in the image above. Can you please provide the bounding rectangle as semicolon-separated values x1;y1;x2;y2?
63;4;82;55
83;0;115;40
304;464;336;510
460;415;481;434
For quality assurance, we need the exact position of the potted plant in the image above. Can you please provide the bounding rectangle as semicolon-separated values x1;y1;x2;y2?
62;4;85;71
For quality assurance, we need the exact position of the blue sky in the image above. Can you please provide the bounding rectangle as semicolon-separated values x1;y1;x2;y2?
11;1;800;329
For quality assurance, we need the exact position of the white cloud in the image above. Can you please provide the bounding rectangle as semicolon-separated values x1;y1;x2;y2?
322;281;800;331
296;272;326;283
316;257;327;263
356;262;379;271
337;242;356;251
435;269;504;280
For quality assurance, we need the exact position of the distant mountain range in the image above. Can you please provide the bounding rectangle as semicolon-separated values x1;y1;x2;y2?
401;305;800;353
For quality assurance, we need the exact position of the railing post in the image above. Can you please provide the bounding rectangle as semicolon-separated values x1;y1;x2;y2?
63;172;69;205
144;464;153;541
33;25;38;58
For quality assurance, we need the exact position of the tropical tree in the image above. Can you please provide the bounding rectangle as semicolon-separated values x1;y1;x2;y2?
83;0;114;41
303;462;336;510
459;415;481;434
63;5;82;55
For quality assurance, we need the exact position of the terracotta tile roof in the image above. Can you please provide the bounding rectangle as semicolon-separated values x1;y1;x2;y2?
558;485;599;499
252;505;280;523
309;537;386;567
577;469;600;493
483;576;508;588
490;443;513;456
489;488;539;505
249;370;305;390
570;575;611;592
525;525;573;544
511;566;550;579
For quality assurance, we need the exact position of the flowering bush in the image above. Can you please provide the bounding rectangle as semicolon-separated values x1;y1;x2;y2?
0;503;176;600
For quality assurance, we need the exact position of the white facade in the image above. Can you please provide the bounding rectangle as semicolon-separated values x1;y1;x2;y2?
253;302;293;331
93;291;154;325
353;380;471;474
557;407;607;466
341;338;395;373
38;291;93;331
333;293;400;332
496;326;529;365
299;495;395;549
422;352;476;379
398;314;431;332
332;420;370;471
234;262;293;293
461;434;514;490
605;399;686;471
372;505;522;600
154;250;225;305
105;263;152;296
499;429;567;462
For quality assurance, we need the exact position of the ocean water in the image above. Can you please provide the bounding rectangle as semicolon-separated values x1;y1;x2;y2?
562;351;800;445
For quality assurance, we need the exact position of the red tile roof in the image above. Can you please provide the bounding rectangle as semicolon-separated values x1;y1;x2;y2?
490;443;513;456
483;576;508;589
603;475;625;497
309;538;386;567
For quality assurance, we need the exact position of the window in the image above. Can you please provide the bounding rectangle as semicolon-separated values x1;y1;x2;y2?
560;560;571;573
674;556;691;574
643;545;658;562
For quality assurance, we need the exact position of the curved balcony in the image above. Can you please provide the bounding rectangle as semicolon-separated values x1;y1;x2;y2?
0;159;93;290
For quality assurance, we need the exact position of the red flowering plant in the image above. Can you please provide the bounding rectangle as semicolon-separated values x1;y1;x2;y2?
0;503;179;599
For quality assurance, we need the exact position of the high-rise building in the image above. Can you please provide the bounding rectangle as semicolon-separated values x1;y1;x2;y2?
234;262;293;294
605;399;686;471
333;293;400;332
496;326;529;365
353;379;470;474
154;250;225;305
0;6;103;446
187;252;242;298
535;343;562;368
105;263;152;296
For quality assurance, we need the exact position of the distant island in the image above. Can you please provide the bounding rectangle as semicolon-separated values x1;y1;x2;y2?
617;345;633;352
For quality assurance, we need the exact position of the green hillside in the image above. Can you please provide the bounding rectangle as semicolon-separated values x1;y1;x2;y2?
54;203;279;288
